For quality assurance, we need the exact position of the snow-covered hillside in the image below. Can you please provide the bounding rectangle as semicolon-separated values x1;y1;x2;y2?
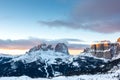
1;63;120;80
0;69;120;80
0;43;120;80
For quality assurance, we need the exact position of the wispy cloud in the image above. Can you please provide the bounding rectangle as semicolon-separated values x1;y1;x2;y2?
0;38;42;50
0;38;89;50
38;0;120;33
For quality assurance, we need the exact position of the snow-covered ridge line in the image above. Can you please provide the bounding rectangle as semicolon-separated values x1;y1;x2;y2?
0;43;120;78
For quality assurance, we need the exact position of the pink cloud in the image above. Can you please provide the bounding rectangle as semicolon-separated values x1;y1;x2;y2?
0;38;88;50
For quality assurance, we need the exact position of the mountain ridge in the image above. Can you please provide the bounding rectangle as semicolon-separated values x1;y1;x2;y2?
0;43;120;78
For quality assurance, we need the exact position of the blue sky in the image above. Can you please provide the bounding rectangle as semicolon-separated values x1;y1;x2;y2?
0;0;120;55
0;0;120;41
0;0;75;39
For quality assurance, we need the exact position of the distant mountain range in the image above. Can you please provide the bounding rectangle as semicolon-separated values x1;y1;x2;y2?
0;42;120;78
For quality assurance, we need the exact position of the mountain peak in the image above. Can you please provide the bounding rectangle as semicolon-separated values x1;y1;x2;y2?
12;43;70;64
28;43;69;55
55;43;69;55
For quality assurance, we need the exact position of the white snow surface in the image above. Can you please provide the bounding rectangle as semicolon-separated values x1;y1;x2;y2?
0;69;120;80
12;50;69;64
0;54;15;58
1;49;120;80
79;52;110;62
0;52;120;80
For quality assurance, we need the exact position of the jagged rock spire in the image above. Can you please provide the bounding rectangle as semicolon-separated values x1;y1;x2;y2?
55;43;69;55
117;37;120;43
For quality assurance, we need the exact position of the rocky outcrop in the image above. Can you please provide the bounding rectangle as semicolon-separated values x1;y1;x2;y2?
117;38;120;54
40;43;47;51
29;43;69;55
47;45;54;50
28;45;41;52
55;43;69;55
91;38;120;59
117;38;120;42
29;44;54;52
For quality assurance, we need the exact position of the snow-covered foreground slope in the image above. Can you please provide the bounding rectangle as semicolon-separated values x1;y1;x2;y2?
0;43;120;79
1;57;120;80
12;50;69;64
0;70;120;80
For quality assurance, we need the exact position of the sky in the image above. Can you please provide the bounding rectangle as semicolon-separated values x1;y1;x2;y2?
0;0;120;55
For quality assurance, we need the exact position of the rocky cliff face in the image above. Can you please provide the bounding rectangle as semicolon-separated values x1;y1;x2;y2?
55;43;69;55
90;38;120;59
117;38;120;42
29;43;69;55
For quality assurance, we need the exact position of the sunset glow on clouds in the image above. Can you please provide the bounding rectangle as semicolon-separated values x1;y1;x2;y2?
0;0;120;55
0;49;83;55
0;38;88;55
0;49;27;55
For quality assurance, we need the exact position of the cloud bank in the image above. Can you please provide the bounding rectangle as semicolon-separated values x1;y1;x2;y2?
0;38;89;50
39;0;120;33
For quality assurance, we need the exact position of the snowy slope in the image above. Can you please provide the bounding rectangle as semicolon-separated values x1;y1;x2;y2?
0;53;15;58
0;43;120;79
1;63;120;80
79;52;110;62
0;70;120;80
12;50;69;64
0;49;110;78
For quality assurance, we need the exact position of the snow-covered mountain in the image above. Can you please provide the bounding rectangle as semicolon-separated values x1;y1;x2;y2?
0;43;120;79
